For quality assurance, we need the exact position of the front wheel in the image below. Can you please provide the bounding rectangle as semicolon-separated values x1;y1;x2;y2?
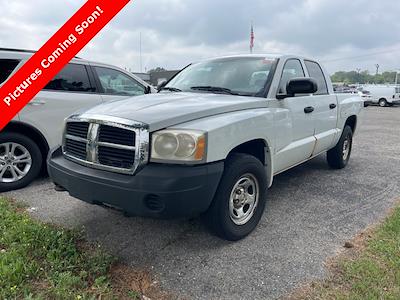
204;153;268;241
327;125;353;169
0;132;42;192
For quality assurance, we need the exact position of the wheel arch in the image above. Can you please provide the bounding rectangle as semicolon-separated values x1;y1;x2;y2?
1;121;50;172
226;138;273;187
345;115;357;134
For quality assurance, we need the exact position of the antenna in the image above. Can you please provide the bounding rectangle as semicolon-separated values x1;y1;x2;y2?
139;32;143;73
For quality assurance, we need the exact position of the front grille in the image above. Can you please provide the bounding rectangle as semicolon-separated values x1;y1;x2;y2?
66;122;89;139
65;139;86;160
99;125;135;146
98;146;135;169
62;117;148;175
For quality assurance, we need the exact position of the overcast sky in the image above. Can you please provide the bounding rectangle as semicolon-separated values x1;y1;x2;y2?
1;0;399;75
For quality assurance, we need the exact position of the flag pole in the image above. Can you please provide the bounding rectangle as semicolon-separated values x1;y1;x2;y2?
250;22;254;54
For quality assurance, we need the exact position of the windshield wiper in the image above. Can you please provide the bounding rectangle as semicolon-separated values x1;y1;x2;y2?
160;86;182;92
190;86;240;95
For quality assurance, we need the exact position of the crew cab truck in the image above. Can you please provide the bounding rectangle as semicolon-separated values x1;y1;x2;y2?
0;48;155;192
48;54;363;241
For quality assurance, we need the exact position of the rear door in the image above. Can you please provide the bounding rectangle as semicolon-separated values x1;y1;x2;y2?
273;58;316;173
19;63;103;148
91;65;147;102
304;60;338;155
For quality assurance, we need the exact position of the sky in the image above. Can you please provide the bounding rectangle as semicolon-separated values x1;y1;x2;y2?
1;0;399;75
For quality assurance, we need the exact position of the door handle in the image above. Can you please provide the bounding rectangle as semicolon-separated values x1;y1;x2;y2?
28;100;46;106
329;103;337;109
304;106;314;114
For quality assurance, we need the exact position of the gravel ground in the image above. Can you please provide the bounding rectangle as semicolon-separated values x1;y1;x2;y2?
4;106;400;300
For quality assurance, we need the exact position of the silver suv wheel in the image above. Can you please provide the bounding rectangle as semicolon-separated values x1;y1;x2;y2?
0;142;32;183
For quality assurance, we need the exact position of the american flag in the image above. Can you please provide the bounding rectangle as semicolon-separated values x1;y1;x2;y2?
250;24;255;53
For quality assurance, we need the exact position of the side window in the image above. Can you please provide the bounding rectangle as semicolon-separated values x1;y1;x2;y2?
44;64;93;92
94;67;145;96
0;59;20;84
305;61;328;95
278;59;305;94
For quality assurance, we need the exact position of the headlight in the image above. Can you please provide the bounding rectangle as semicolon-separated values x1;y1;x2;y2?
151;129;206;162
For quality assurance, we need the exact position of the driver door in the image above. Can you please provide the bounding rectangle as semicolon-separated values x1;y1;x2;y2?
273;59;316;173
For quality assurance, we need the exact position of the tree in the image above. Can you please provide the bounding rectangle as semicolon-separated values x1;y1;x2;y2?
147;67;166;74
331;70;397;84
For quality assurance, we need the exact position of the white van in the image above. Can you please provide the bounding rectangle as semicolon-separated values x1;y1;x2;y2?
361;85;400;107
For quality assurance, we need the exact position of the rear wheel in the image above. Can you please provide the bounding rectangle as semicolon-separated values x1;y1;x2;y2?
327;126;353;169
204;153;267;241
379;98;388;107
0;132;42;192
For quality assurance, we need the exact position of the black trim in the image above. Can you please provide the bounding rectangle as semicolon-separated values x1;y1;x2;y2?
48;147;224;219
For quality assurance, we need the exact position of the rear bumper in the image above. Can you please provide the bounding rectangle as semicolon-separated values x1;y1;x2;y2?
48;147;224;219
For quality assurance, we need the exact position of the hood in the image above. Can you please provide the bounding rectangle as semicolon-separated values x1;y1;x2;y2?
80;92;268;131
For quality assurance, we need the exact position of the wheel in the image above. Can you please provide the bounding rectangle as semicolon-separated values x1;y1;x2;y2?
327;125;353;169
0;132;42;192
204;153;268;241
379;98;387;107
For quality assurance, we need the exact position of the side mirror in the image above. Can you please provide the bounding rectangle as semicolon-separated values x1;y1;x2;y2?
144;85;151;94
277;77;318;99
157;80;168;91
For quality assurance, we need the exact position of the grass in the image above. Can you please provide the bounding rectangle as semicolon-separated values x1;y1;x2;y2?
0;197;158;299
292;204;400;300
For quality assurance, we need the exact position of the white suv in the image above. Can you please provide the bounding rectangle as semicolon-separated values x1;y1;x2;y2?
0;48;155;192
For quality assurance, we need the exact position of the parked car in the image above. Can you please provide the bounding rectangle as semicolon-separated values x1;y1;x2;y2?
0;48;156;192
48;54;363;240
360;85;400;107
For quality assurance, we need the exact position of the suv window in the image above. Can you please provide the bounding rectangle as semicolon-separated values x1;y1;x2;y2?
44;64;94;92
94;67;145;96
0;59;20;84
278;59;305;95
305;60;328;95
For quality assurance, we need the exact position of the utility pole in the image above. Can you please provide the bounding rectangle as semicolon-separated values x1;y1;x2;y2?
396;70;399;85
375;64;380;75
139;32;143;73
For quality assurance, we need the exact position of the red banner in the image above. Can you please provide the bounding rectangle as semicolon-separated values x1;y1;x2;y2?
0;0;131;130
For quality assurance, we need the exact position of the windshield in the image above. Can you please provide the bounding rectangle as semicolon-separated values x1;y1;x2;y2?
165;57;277;97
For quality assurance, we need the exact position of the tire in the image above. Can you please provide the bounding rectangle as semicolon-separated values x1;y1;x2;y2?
0;132;42;192
204;153;268;241
327;125;353;169
379;98;387;107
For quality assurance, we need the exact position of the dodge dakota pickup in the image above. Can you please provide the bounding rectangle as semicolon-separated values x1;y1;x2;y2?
48;54;363;241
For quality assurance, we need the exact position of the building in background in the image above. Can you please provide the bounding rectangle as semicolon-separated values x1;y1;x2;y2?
132;70;180;87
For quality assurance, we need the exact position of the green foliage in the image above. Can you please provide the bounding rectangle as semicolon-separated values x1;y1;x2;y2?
331;70;398;84
0;198;121;299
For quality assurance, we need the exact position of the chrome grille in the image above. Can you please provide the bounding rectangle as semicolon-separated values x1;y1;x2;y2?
66;122;89;139
62;116;149;175
99;125;135;146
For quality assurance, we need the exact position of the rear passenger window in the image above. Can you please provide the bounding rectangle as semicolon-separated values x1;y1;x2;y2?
278;59;305;95
0;59;20;84
44;64;94;92
305;61;328;95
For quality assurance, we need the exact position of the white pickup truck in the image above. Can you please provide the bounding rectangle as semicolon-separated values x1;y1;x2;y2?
48;54;363;240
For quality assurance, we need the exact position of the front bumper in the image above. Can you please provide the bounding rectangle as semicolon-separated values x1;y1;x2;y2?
48;147;224;219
